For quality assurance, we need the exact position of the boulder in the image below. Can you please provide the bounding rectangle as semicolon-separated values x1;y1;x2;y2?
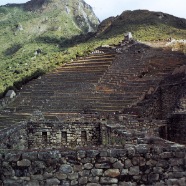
5;90;16;99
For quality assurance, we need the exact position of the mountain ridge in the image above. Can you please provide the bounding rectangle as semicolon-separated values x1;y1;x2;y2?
97;10;186;40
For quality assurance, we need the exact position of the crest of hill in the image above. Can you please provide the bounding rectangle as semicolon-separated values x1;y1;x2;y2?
97;10;186;41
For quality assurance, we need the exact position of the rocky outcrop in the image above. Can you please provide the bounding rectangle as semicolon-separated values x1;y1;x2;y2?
23;0;99;32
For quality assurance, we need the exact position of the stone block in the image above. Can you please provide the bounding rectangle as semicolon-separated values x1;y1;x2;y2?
178;177;186;186
91;169;103;176
160;152;172;159
33;161;46;169
126;147;136;156
17;159;31;167
79;177;88;184
74;164;82;172
5;153;21;162
148;173;160;182
153;181;166;186
100;151;108;157
132;157;139;165
174;152;185;158
87;183;101;186
119;181;136;186
26;180;40;186
95;163;111;169
88;176;100;183
67;173;78;180
135;144;148;154
71;180;78;185
125;159;132;168
61;180;70;186
30;174;44;181
172;166;184;172
113;161;124;169
81;157;92;163
2;162;15;176
121;169;129;175
43;172;53;179
87;150;99;158
46;178;60;186
110;157;118;163
54;172;67;180
3;179;22;186
166;179;179;185
100;177;118;184
139;157;146;166
128;166;140;175
153;167;163;175
20;177;30;181
169;158;184;166
79;170;90;176
59;164;73;174
104;169;120;177
84;163;93;169
173;172;185;178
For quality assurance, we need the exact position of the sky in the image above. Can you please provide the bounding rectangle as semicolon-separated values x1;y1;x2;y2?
0;0;186;21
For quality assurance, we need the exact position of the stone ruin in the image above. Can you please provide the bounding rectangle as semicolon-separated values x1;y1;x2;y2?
124;32;133;41
0;37;186;185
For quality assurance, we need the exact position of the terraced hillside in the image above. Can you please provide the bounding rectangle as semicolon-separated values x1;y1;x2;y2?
0;40;186;130
0;47;116;129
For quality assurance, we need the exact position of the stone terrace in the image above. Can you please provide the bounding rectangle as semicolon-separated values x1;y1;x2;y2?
0;36;186;185
0;41;186;132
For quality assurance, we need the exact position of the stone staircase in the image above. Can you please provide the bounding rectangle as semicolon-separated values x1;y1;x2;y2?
0;43;185;130
0;49;117;129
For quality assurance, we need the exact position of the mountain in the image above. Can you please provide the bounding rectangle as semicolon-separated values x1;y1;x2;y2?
0;0;99;96
0;8;186;98
96;10;186;41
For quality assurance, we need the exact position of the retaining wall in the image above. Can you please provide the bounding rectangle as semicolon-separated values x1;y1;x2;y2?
0;142;185;186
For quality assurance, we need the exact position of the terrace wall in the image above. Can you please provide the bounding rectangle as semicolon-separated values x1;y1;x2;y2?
0;143;185;186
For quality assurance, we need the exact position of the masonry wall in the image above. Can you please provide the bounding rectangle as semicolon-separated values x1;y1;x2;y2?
0;123;27;150
0;143;185;186
140;74;186;120
28;121;102;149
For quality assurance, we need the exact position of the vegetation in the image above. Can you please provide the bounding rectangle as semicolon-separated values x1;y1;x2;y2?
0;0;99;97
0;5;186;98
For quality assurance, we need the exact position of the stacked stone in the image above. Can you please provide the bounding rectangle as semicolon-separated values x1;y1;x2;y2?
27;120;102;149
0;122;27;150
0;144;185;186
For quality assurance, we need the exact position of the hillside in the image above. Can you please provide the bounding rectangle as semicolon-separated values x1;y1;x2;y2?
0;0;99;96
0;8;186;98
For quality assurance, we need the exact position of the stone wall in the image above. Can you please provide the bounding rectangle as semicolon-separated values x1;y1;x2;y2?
0;122;27;150
0;142;185;186
27;121;102;149
139;74;186;120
